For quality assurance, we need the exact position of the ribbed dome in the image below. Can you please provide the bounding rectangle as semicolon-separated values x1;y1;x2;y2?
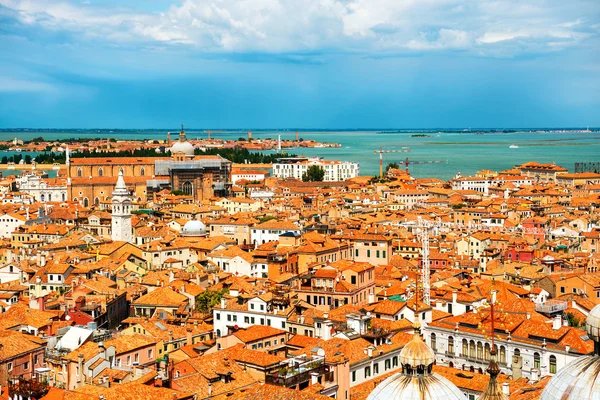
399;328;435;368
540;304;600;400
171;128;195;156
367;323;465;400
366;371;467;400
586;304;600;342
171;140;194;156
182;220;206;236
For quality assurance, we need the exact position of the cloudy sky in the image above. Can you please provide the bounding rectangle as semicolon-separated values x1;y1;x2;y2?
1;0;599;128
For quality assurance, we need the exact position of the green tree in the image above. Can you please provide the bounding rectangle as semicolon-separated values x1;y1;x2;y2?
565;312;582;328
1;156;7;164
385;162;399;172
258;215;277;223
24;155;32;164
196;289;229;313
302;165;325;182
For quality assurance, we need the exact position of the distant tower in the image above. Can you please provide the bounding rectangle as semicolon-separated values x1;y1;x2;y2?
111;169;133;243
248;130;252;140
207;130;211;140
295;131;299;141
278;135;282;153
167;132;172;146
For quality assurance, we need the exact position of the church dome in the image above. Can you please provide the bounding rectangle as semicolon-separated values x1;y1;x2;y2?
540;304;600;400
399;328;436;368
367;324;465;400
171;140;195;156
182;220;206;236
170;125;195;156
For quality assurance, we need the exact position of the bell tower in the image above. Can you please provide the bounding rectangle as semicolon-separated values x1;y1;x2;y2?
111;169;133;243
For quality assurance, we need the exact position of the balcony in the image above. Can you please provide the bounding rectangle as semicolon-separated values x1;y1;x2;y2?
265;355;327;388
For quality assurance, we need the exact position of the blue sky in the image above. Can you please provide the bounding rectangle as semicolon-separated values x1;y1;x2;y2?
0;0;599;129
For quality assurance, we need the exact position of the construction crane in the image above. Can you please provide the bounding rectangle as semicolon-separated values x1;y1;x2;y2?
417;217;431;305
373;147;411;178
398;157;445;175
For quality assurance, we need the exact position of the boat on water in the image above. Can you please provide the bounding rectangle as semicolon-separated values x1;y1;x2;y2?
509;145;519;149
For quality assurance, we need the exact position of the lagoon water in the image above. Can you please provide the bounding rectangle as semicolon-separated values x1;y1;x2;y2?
2;130;599;180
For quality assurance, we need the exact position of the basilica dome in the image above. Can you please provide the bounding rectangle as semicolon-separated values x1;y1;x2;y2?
540;304;600;400
170;126;195;156
367;324;466;400
182;220;206;237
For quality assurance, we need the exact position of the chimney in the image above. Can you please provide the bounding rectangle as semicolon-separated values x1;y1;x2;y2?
37;296;45;311
221;298;226;309
299;314;305;324
502;383;510;397
452;290;457;304
491;290;497;305
169;270;175;283
526;313;530;320
367;347;373;358
530;368;539;383
168;330;173;343
552;315;561;330
208;383;212;396
186;328;193;346
310;372;319;385
323;312;329;320
78;354;84;386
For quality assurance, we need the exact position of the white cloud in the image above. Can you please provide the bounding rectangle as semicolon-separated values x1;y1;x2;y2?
1;0;598;57
0;77;56;92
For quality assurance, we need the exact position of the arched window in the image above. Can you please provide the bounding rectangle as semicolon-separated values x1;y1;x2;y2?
98;167;103;177
40;194;45;202
469;340;475;358
484;343;491;361
462;339;468;357
62;193;66;201
534;352;540;369
140;167;145;176
182;181;193;196
430;333;436;351
83;198;89;208
392;356;398;367
448;336;454;354
77;168;82;177
514;348;521;358
94;197;99;206
477;342;483;360
500;346;506;364
549;355;556;374
216;329;221;338
48;194;52;201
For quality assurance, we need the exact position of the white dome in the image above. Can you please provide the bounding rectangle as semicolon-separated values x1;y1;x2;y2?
367;372;467;400
182;220;206;236
540;304;600;400
539;356;600;400
171;140;195;156
587;304;600;342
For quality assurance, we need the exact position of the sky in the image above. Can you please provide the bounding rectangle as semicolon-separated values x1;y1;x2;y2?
0;0;599;129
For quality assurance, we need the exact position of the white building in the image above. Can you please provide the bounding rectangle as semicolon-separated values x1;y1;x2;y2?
0;212;27;238
251;219;301;245
231;170;269;184
273;157;359;182
16;174;68;203
451;175;490;194
111;169;133;243
213;296;287;338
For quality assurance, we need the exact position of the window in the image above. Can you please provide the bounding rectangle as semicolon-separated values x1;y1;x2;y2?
484;343;490;361
352;371;356;382
534;352;540;369
23;361;29;370
549;355;557;374
560;286;565;293
431;333;437;351
148;349;153;358
374;362;379;374
364;366;371;378
376;250;380;258
6;362;12;372
367;250;371;258
216;313;220;320
499;346;506;364
448;336;454;354
392;356;398;367
385;359;391;370
135;353;139;363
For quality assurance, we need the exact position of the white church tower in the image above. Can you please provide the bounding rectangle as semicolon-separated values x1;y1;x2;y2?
111;168;133;243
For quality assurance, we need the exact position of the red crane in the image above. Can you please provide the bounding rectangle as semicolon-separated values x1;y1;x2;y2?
399;157;446;174
373;147;411;178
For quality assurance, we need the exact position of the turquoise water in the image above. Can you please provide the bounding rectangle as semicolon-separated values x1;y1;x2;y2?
1;130;599;180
